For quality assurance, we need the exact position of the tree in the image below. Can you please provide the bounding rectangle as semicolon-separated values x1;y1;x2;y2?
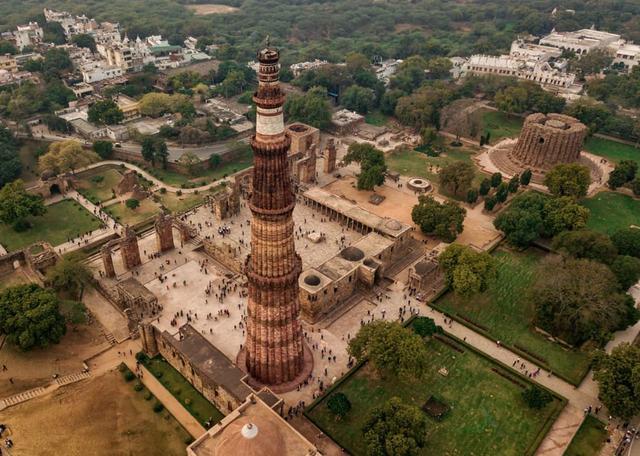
570;49;614;77
209;153;222;169
0;40;17;55
520;169;532;186
348;321;429;379
42;48;72;78
92;140;114;159
88;99;124;125
413;317;442;338
608;160;638;189
508;175;520;193
139;93;174;117
284;86;332;130
541;196;590;237
0;126;21;188
363;397;427;456
438;244;496;296
490;172;502;188
178;152;201;176
327;392;352;420
380;89;405;116
610;255;640;290
342;85;376;114
46;253;92;298
521;386;553;410
141;137;157;165
438;162;475;197
344;143;387;190
71;34;97;52
426;57;453;80
552;230;617;264
544;164;591;199
466;188;479;204
0;284;66;350
411;195;466;242
39;140;99;174
532;257;638;346
495;182;509;203
126;198;140;210
479;178;491;196
612;229;640;258
0;180;46;230
395;83;454;131
592;343;640;420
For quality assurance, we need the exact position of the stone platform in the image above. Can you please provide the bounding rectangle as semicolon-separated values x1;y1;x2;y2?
236;342;314;394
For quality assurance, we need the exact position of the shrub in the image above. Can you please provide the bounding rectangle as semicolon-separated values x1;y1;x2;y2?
484;196;497;211
135;352;149;362
466;188;478;204
123;370;136;382
91;175;105;183
521;386;553;409
155;371;163;379
153;401;164;413
145;392;154;401
490;172;502;188
184;398;192;406
134;382;143;392
413;317;442;337
118;363;127;372
176;190;182;196
184;436;195;445
327;392;352;419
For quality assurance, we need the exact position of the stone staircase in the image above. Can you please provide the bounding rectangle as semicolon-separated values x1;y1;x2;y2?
55;371;91;387
104;331;116;346
0;386;46;411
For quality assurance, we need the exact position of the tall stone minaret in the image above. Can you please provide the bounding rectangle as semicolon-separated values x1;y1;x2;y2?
243;43;306;385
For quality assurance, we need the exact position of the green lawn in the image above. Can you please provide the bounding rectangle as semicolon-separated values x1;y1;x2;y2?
307;329;564;456
17;140;47;185
481;111;523;143
156;191;206;214
582;192;640;236
104;198;161;226
150;148;253;187
0;199;104;252
564;415;608;456
365;110;389;126
584;137;640;167
434;248;592;385
76;167;124;203
386;147;476;182
143;356;224;427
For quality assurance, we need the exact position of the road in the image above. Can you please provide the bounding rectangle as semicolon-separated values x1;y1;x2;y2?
23;126;250;162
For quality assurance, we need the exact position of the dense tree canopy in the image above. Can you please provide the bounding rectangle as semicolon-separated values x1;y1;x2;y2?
348;321;429;379
411;195;466;242
0;284;67;350
46;253;93;299
88;99;124;125
612;228;640;258
438;244;496;297
343;143;387;190
0;125;21;189
363;397;428;456
552;230;618;265
532;257;638;346
284;86;332;130
0;180;46;229
543;164;591;199
438;162;475;197
39;141;100;174
592;343;640;420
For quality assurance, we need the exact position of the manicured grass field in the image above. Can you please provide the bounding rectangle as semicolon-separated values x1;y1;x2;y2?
584;137;640;166
150;148;254;187
434;248;592;385
143;356;224;427
564;415;608;456
0;199;104;252
157;191;206;214
76;167;124;203
386;147;476;182
582;191;640;236
104;198;161;226
307;331;564;456
481;110;523;143
365;110;389;126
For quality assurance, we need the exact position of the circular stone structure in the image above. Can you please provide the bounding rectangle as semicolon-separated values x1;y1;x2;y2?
510;113;587;171
407;177;432;193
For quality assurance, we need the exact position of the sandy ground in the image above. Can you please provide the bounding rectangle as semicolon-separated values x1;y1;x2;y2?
0;319;109;397
186;4;240;15
1;370;189;456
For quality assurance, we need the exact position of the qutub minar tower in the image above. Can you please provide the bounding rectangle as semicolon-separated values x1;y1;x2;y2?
242;40;311;389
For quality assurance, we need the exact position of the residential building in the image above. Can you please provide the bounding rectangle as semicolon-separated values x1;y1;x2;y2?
614;43;640;71
81;61;124;83
540;28;621;55
15;23;43;51
0;54;18;73
290;59;329;77
114;94;141;121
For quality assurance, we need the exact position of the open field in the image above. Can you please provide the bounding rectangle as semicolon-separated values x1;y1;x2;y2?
156;191;206;214
386;146;477;182
584;137;640;166
481;110;523;143
0;370;190;456
185;4;240;15
564;415;608;456
307;328;564;456
143;356;224;426
104;198;162;226
582;191;640;236
0;199;104;252
76;166;124;203
150;148;253;187
434;248;592;385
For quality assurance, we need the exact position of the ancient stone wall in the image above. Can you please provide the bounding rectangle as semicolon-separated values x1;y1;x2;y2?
203;238;244;274
119;227;142;270
510;113;587;171
323;139;337;174
154;213;175;252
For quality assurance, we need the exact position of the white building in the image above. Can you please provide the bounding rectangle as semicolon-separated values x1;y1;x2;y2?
374;59;403;86
290;59;329;77
80;61;124;83
509;40;562;62
15;23;43;51
613;43;640;71
540;28;621;55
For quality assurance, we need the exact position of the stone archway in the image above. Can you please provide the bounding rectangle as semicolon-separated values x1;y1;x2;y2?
49;184;61;195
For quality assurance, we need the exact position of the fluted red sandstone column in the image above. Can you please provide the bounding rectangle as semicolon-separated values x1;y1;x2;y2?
243;45;305;385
